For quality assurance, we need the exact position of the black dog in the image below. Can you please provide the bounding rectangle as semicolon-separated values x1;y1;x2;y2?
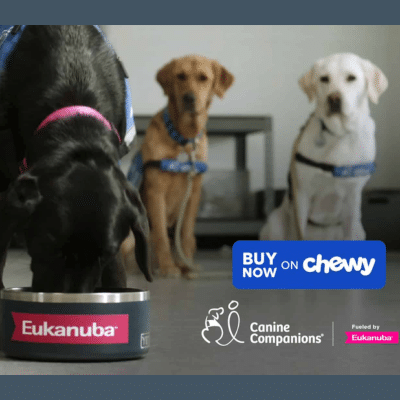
0;25;151;292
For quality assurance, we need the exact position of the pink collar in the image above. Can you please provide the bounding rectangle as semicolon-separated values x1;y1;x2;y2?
19;106;122;174
36;105;122;143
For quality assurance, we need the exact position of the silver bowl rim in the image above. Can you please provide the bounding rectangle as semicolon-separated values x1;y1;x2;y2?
0;287;150;303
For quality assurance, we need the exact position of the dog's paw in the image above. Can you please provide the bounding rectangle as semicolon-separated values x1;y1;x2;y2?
180;264;202;280
157;265;182;279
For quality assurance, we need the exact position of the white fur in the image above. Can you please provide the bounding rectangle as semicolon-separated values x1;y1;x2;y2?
260;53;388;241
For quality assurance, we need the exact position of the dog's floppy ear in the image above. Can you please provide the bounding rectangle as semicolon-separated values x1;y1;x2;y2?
124;184;152;282
0;174;42;252
360;58;388;104
212;61;234;98
6;173;42;217
156;59;176;97
299;66;317;102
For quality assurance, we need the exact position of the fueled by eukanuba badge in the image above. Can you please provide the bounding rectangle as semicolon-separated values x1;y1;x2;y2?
232;241;386;289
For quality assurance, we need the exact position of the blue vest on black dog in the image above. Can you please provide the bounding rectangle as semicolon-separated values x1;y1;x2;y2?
0;25;136;149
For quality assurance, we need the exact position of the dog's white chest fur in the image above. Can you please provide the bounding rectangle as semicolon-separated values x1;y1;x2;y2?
298;115;376;166
296;115;375;229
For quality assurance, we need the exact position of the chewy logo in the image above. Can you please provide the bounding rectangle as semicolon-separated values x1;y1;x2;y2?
11;313;129;344
303;254;375;276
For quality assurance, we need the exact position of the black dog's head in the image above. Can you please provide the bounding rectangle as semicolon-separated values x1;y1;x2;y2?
5;120;151;292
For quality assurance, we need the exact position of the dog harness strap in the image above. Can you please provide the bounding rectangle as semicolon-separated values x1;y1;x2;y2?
143;159;208;174
36;106;122;143
158;159;207;174
295;153;334;172
295;152;376;177
126;151;208;190
163;108;203;146
332;163;376;177
93;25;136;148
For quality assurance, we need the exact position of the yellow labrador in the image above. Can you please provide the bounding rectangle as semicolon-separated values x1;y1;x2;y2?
260;53;388;241
125;55;234;277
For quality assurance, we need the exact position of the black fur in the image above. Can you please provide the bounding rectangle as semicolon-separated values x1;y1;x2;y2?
0;26;151;292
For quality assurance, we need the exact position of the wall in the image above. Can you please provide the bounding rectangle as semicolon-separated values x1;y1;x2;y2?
106;25;400;191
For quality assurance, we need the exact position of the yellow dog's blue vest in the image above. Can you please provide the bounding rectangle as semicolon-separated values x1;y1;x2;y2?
127;108;208;190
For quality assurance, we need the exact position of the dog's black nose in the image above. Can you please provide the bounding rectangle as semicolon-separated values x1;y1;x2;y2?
183;92;196;111
328;92;341;114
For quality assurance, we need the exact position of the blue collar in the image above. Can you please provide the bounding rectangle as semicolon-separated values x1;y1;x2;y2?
163;108;203;146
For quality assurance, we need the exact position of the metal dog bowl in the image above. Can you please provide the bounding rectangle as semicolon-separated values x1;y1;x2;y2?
0;287;150;361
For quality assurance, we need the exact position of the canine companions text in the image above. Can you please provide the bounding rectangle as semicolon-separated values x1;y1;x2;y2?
260;53;388;241
0;25;151;292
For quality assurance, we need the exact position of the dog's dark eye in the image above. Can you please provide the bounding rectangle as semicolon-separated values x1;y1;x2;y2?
347;75;356;82
320;76;329;83
199;74;208;82
177;73;187;81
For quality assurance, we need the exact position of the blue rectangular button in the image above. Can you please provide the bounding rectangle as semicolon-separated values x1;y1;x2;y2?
232;241;386;290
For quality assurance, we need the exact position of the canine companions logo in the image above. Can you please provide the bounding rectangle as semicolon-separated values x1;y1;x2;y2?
11;313;129;344
201;301;245;346
233;241;386;289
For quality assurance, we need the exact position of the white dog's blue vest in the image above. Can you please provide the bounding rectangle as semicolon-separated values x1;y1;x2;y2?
0;25;136;149
296;117;376;178
127;108;208;190
295;152;376;178
288;117;376;200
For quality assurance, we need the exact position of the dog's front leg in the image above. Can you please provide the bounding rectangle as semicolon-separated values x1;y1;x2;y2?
0;193;17;288
0;194;10;289
293;189;311;240
0;176;42;288
145;182;181;278
342;184;366;240
178;174;203;271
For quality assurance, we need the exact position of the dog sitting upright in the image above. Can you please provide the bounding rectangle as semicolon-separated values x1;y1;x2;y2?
127;55;234;277
0;25;151;292
260;53;388;241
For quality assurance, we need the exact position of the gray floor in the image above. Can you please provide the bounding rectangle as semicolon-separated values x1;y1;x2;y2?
0;248;400;375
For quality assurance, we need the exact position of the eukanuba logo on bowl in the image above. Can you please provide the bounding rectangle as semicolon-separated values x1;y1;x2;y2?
11;313;130;344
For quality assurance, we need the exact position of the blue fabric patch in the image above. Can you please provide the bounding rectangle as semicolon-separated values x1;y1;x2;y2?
0;25;26;72
93;25;135;144
159;159;208;174
127;152;208;190
332;162;376;178
127;152;144;190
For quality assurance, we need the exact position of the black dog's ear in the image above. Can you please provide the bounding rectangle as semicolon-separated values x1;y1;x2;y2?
0;174;42;255
6;174;42;217
124;185;152;282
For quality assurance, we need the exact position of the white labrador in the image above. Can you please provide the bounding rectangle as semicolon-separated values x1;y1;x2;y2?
260;53;388;241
